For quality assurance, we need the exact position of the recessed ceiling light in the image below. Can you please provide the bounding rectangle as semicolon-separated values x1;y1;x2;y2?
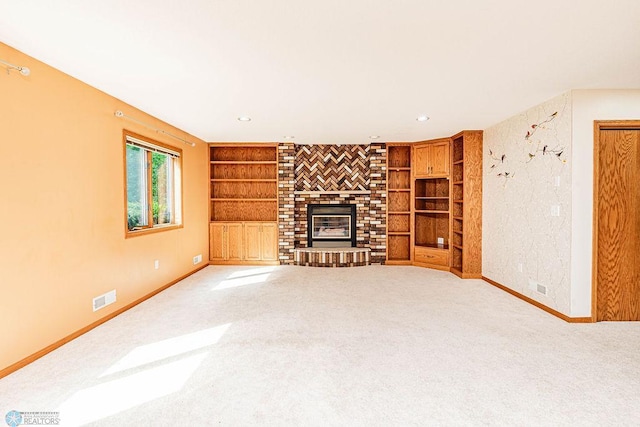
416;115;430;122
237;116;252;122
283;136;295;139
369;135;380;139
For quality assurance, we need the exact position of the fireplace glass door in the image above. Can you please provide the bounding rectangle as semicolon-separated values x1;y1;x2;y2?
312;215;351;239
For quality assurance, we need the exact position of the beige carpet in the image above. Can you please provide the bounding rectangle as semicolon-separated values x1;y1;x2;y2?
2;265;640;426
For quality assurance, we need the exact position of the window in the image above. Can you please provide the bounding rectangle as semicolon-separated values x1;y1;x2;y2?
124;131;182;236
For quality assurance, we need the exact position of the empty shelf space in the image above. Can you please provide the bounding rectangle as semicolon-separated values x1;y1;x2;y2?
211;178;277;182
211;198;278;202
210;160;277;165
415;243;450;250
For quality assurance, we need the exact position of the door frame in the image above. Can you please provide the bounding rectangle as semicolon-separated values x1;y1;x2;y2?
592;120;640;321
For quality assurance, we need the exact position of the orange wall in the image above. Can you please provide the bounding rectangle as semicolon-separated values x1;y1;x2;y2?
0;42;209;372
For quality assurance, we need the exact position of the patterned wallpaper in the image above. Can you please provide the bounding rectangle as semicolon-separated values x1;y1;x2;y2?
295;144;370;191
483;92;572;315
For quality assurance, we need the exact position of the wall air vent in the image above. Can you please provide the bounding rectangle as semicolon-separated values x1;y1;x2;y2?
93;290;116;312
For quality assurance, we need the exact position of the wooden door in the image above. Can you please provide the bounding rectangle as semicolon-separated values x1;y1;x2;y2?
244;223;262;261
413;144;430;177
429;141;450;177
260;222;278;261
595;125;640;321
209;223;226;261
226;223;244;261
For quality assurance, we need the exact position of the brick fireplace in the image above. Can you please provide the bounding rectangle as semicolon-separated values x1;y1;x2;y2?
277;142;387;265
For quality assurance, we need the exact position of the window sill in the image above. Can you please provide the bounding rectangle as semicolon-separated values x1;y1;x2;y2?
125;223;183;238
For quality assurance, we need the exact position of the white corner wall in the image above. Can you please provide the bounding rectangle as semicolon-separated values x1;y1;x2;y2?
483;89;640;318
483;92;573;315
570;89;640;316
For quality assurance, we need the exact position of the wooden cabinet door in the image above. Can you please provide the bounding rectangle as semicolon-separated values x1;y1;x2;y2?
260;222;278;261
209;223;226;261
429;141;450;177
226;223;244;261
414;144;430;177
244;223;262;261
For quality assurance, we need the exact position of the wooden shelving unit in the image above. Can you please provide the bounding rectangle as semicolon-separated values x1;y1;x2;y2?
209;144;279;265
450;131;483;278
384;134;481;277
209;145;278;222
413;176;451;270
386;144;412;264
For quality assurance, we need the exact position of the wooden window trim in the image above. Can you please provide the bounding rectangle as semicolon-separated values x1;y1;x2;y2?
123;130;184;238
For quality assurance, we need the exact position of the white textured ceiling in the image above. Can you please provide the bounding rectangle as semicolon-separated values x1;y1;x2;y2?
1;1;639;144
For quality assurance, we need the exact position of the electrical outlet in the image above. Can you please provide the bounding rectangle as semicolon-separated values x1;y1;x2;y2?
554;176;561;187
437;237;444;245
154;260;159;270
551;205;560;217
518;263;523;273
193;254;202;265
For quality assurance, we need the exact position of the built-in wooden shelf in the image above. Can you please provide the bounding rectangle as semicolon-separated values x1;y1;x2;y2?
450;130;483;278
384;132;482;277
211;179;277;182
211;198;278;202
210;160;277;165
209;144;278;224
208;144;279;265
416;243;450;250
386;144;413;262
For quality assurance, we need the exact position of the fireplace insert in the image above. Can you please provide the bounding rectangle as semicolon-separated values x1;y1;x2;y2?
307;204;356;248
